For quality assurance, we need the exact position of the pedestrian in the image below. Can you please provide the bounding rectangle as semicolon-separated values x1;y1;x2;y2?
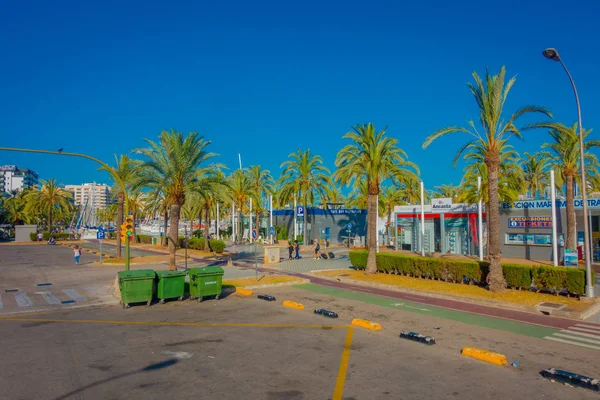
73;245;81;265
314;239;321;260
288;241;294;260
295;241;300;259
37;231;43;244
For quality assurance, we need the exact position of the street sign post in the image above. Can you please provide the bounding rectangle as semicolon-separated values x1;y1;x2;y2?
96;227;105;264
297;206;304;217
269;226;275;236
252;229;258;280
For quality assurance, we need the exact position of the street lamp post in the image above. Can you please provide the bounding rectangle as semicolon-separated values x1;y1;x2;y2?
543;48;594;297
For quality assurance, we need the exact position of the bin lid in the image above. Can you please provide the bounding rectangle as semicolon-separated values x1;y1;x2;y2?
156;270;186;278
189;266;224;276
118;270;156;280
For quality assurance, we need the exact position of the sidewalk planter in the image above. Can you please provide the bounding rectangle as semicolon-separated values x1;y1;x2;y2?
118;269;156;308
155;270;186;304
188;266;224;302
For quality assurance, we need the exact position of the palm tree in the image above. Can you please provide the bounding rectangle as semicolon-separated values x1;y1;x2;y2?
398;177;423;205
434;184;461;201
523;122;600;250
336;123;418;274
323;182;346;208
127;190;145;238
248;165;275;239
100;155;136;257
24;180;73;231
521;152;550;199
380;185;404;238
228;169;253;242
346;179;386;214
135;129;217;270
423;66;551;292
279;149;332;243
143;189;170;246
3;193;33;226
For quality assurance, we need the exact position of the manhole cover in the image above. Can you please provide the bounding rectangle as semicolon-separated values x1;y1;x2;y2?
537;302;566;309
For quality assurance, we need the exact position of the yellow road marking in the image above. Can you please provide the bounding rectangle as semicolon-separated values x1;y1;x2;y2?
0;317;351;329
332;327;354;400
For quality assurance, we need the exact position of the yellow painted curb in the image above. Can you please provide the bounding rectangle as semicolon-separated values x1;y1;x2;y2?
461;346;507;366
236;288;253;296
283;300;304;310
351;318;381;331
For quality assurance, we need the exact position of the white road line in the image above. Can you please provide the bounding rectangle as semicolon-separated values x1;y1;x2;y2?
35;291;61;305
567;326;600;335
545;336;600;350
563;329;600;340
63;289;87;302
574;323;600;331
14;293;33;307
554;333;600;345
0;295;3;309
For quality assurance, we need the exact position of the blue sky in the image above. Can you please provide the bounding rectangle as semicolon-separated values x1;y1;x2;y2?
1;0;598;192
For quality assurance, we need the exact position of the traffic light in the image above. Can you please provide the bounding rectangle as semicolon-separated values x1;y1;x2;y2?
120;216;134;241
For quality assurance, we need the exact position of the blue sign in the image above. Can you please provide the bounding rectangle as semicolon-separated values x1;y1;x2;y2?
252;229;257;239
296;206;304;217
346;223;352;230
269;226;275;236
96;230;105;240
325;227;331;239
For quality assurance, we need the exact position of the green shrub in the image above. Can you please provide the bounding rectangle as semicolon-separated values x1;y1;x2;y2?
347;251;590;296
188;237;205;250
276;226;288;240
135;234;154;244
30;232;71;241
502;264;532;289
209;239;226;254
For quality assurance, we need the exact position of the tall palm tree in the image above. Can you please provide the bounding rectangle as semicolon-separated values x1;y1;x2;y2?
248;165;275;239
228;169;253;242
100;155;136;257
323;182;347;209
523;122;600;250
380;185;404;238
336;123;418;274
398;177;423;205
346;178;386;214
3;193;33;226
24;180;73;231
521;151;550;199
193;171;228;250
434;184;461;201
135;129;217;270
143;189;170;246
127;190;145;238
423;66;551;292
279;149;332;243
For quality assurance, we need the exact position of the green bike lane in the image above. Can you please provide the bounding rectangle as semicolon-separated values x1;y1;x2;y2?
297;283;559;339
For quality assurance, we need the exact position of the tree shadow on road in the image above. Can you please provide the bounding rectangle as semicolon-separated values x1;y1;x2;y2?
52;358;178;400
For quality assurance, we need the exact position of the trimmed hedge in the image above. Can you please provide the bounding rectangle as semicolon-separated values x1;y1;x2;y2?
187;237;226;254
135;234;154;244
349;251;594;296
30;232;71;241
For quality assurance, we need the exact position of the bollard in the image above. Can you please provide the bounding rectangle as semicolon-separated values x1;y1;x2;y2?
352;318;381;331
541;368;600;392
461;346;507;366
399;330;436;345
314;309;338;318
283;300;304;310
258;294;276;301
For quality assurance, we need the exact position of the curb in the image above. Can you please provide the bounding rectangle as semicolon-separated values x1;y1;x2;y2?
352;318;382;330
228;278;310;290
236;288;253;296
283;300;304;310
461;346;507;366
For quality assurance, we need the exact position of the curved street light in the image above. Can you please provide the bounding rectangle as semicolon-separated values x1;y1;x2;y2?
542;48;594;297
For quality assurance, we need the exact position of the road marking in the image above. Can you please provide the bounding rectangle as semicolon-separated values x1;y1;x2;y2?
161;351;193;359
35;291;61;305
391;303;431;312
63;289;87;302
0;295;3;309
544;322;600;351
0;317;351;329
14;293;33;307
567;326;600;336
545;336;600;351
332;327;353;400
554;333;600;345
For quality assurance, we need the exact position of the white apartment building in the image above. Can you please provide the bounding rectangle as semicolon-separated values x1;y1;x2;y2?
0;165;39;193
65;183;112;209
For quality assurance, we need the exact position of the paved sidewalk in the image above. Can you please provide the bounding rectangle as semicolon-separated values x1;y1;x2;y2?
268;257;351;274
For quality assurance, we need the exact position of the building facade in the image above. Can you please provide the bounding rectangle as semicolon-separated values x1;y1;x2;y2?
0;165;39;193
65;183;112;209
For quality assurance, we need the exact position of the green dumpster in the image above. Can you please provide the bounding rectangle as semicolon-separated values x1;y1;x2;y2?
118;269;156;308
156;270;186;304
188;266;224;302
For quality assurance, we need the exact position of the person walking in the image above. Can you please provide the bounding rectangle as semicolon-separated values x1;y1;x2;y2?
288;241;294;260
314;239;321;260
295;241;300;259
73;245;81;265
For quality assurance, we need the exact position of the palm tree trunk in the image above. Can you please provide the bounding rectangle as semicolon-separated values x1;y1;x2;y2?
168;203;181;270
162;209;168;246
485;156;506;292
256;208;261;242
366;191;378;274
116;192;124;258
565;173;576;251
47;206;53;232
303;198;307;244
203;205;210;251
387;207;392;240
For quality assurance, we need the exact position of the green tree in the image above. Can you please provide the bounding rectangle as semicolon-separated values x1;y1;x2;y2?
380;185;404;238
248;165;275;240
434;184;461;201
279;149;332;243
423;66;551;292
336;123;418;274
24;180;73;231
3;192;33;226
228;169;253;242
100;155;136;257
521;151;550;199
135;129;217;270
524;122;600;250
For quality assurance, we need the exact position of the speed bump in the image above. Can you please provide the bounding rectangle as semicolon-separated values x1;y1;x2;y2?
283;300;304;310
352;318;381;331
236;288;253;296
461;346;507;366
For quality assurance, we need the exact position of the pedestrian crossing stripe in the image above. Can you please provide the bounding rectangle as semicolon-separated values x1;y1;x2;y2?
0;294;3;309
544;322;600;351
0;289;87;308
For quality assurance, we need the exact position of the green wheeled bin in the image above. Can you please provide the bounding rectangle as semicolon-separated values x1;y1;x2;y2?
188;266;224;303
156;270;186;304
118;269;156;308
